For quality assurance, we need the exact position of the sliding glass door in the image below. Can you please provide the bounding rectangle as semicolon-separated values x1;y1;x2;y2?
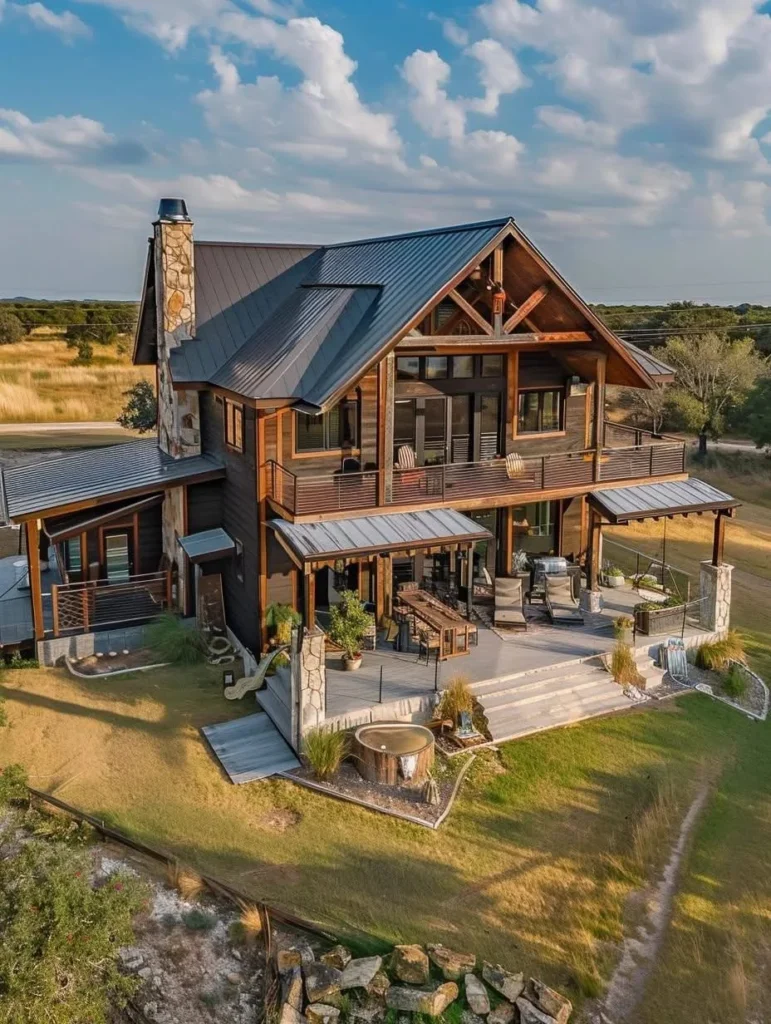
393;393;499;466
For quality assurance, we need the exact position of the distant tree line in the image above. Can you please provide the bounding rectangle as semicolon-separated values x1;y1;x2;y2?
0;300;139;363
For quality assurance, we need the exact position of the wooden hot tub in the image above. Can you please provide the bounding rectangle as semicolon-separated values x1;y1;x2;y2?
352;722;435;786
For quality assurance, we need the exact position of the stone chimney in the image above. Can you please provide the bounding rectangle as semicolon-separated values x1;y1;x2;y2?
154;198;201;458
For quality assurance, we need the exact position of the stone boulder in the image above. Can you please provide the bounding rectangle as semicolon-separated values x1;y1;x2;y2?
306;1004;341;1024
391;945;430;985
386;982;458;1017
304;963;343;1004
341;956;384;992
348;1004;386;1024
525;980;572;1024
487;1001;515;1024
515;997;559;1024
278;942;316;974
482;963;525;1003
282;967;304;1011
367;971;391;1000
279;1004;305;1024
428;944;477;981
322;946;353;971
464;974;490;1015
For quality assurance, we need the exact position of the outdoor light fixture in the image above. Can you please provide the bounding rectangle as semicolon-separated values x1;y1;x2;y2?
222;669;235;691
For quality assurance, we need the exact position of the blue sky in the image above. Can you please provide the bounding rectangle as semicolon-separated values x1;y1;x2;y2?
2;0;771;303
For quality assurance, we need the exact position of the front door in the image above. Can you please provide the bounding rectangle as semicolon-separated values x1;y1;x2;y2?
103;529;133;581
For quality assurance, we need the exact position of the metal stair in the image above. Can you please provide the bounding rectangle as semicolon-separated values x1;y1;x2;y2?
255;666;293;744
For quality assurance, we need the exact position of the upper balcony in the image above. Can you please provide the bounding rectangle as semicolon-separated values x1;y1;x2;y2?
266;422;686;518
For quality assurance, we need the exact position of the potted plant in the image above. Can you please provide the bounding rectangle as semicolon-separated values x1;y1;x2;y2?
634;596;685;636
613;615;634;645
328;590;374;671
265;603;301;649
603;565;625;588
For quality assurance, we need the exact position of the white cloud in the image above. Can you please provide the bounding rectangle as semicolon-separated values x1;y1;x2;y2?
76;0;228;50
11;2;90;39
402;49;466;141
199;17;404;168
537;106;617;147
0;109;113;161
466;39;527;115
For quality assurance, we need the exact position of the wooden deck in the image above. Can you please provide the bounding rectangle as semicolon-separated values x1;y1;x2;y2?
202;712;300;784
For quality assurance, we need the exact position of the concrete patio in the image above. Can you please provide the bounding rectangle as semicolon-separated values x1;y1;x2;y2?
324;581;711;721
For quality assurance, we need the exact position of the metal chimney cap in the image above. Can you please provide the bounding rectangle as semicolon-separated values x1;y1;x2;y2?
157;198;191;222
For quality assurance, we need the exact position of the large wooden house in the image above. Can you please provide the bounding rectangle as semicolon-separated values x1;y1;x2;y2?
0;199;738;667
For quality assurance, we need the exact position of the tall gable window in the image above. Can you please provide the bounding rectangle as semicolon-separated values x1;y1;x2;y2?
224;399;244;451
517;389;563;434
295;399;358;454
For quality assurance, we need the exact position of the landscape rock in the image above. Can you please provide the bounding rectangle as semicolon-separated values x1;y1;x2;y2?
278;941;316;973
304;963;344;1004
349;1003;386;1024
367;971;391;999
280;1004;306;1024
386;982;458;1016
464;973;490;1015
428;944;477;980
482;963;525;1003
487;1001;515;1024
516;997;558;1024
461;1012;485;1024
341;956;384;991
306;1004;341;1024
525;980;572;1024
282;967;304;1010
391;944;430;985
322;945;353;971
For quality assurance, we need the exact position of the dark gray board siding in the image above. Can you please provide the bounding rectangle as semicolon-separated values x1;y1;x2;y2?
198;390;261;655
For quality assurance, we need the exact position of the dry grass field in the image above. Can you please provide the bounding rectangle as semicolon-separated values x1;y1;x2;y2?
0;338;153;422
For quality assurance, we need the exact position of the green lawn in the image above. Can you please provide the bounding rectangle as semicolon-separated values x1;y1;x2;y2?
2;660;770;1020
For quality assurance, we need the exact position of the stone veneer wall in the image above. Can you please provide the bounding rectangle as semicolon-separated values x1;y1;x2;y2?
699;561;733;633
154;218;201;459
300;629;326;736
162;486;187;612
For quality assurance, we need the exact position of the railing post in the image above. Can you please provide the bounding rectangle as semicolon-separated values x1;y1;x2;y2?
51;584;60;637
165;570;172;608
82;588;89;632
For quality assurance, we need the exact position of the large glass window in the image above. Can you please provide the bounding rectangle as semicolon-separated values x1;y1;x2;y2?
512;501;557;556
517;388;563;433
224;399;244;451
452;355;475;378
481;354;504;377
396;357;420;381
425;356;448;379
64;537;82;580
295;400;358;453
104;531;131;581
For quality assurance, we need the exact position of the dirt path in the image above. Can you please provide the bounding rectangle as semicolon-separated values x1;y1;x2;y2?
599;783;711;1022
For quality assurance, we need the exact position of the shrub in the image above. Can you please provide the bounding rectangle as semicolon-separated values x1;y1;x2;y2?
0;311;25;345
238;904;263;939
303;727;348;781
0;763;28;806
695;630;746;671
327;590;374;660
265;603;302;646
0;841;146;1022
167;862;205;901
605;565;625;578
635;596;683;613
182;908;217;931
721;664;749;700
613;615;634;639
610;643;645;687
117;379;157;433
147;613;208;665
437;675;474;724
26;808;94;846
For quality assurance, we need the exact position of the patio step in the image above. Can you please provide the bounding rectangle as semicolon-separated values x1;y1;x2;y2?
469;656;595;698
256;686;293;746
476;660;635;743
634;648;666;690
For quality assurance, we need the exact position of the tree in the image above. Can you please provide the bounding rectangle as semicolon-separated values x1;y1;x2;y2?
0;310;25;345
118;380;157;433
659;333;767;456
624;381;670;434
741;377;771;452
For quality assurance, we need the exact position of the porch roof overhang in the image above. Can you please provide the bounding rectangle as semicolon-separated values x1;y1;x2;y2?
268;508;492;564
179;528;235;563
588;478;740;525
45;493;163;543
2;438;225;521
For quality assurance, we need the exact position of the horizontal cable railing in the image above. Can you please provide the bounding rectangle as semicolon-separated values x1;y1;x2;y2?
603;419;683;447
51;571;171;636
265;437;686;516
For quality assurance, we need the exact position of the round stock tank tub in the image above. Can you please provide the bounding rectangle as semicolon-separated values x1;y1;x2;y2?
352;722;435;786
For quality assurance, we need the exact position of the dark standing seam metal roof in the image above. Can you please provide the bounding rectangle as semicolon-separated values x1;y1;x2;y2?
2;438;225;519
170;242;319;384
212;285;381;401
620;340;675;381
589;478;739;524
179;527;235;562
169;219;509;407
268;508;493;561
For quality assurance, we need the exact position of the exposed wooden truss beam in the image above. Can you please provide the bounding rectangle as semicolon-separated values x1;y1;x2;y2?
503;284;549;333
447;288;493;335
396;331;590;349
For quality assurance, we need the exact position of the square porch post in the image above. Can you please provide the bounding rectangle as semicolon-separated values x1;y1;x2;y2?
581;506;604;613
25;519;45;641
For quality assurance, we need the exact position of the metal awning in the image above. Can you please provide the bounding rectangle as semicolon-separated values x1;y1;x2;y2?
45;494;163;543
268;508;492;564
589;478;740;524
179;528;235;563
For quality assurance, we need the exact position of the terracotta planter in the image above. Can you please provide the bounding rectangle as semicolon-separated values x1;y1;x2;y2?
342;654;363;671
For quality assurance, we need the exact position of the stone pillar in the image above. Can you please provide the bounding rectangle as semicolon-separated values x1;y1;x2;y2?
299;629;326;736
153;199;201;459
700;561;733;632
162;486;187;613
